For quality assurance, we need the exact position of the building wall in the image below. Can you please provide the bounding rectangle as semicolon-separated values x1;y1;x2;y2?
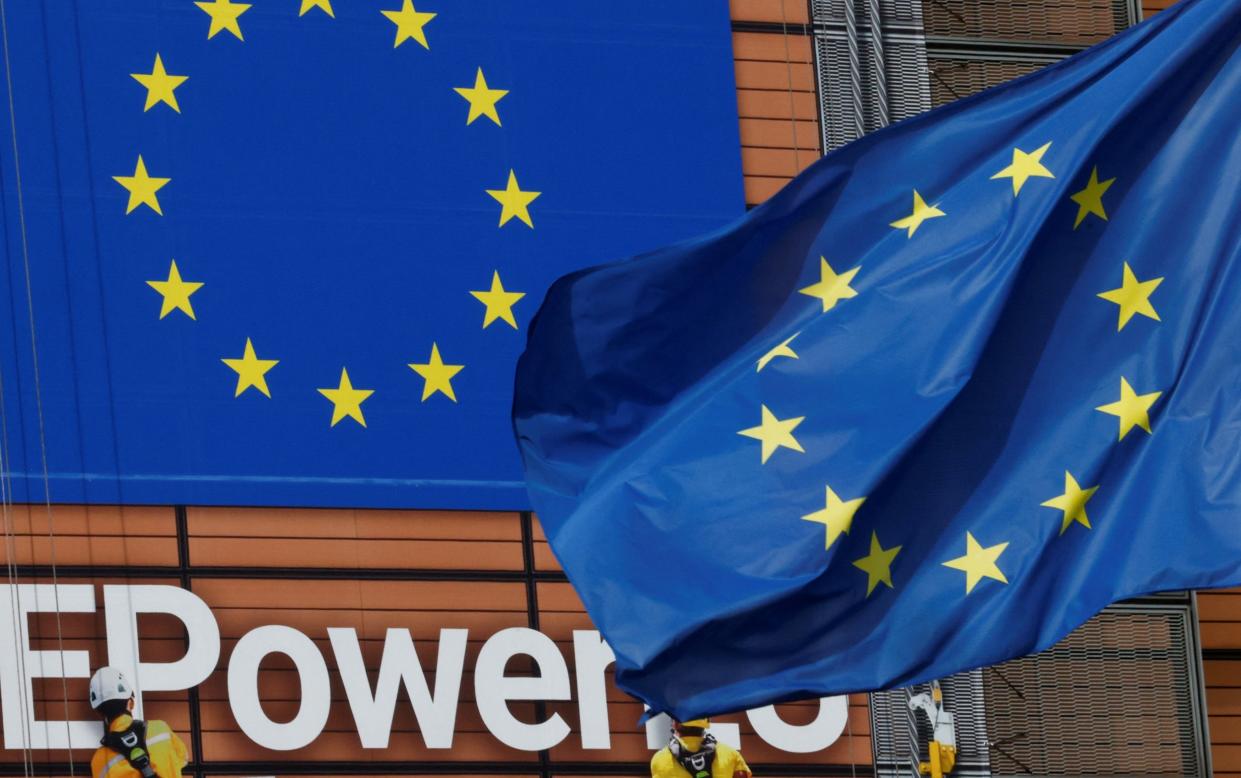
1143;0;1179;17
0;504;871;776
1199;591;1241;777
731;0;820;207
5;2;1230;777
731;0;1196;205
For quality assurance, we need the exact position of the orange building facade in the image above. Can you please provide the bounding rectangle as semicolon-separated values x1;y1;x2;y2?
0;504;870;775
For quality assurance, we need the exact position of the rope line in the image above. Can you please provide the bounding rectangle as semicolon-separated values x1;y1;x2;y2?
0;0;79;771
62;0;152;745
778;0;802;173
0;374;34;778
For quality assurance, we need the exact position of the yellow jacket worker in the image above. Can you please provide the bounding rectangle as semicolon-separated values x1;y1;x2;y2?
89;667;189;778
651;719;752;778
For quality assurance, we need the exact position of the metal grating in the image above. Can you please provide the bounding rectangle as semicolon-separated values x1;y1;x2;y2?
925;54;1053;107
981;605;1206;777
810;0;1141;151
814;31;932;150
812;0;1139;43
812;0;927;32
871;672;991;778
868;603;1210;777
869;686;922;777
919;0;1136;45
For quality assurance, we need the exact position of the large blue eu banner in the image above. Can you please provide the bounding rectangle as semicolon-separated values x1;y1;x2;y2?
0;1;744;508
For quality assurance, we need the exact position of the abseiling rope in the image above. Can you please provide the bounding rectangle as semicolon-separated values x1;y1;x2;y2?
779;0;803;172
0;373;34;778
0;0;80;772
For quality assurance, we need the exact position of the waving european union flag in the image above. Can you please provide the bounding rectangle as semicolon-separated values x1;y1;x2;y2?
0;1;741;508
514;0;1241;718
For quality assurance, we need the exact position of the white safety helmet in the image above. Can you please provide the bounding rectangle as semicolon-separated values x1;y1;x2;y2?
88;666;133;710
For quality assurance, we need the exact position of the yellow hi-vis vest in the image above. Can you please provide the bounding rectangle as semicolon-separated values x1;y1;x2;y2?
651;741;752;778
91;716;188;778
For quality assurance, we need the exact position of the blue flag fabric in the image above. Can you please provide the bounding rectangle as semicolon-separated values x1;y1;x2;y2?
513;0;1241;718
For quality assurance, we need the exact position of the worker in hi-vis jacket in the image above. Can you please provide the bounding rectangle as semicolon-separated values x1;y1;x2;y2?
89;667;189;778
651;719;752;778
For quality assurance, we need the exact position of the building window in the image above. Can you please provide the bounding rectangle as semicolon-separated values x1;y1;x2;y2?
810;0;1144;151
870;598;1213;776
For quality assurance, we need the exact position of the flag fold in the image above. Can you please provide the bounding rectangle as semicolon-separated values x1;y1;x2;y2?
514;0;1241;718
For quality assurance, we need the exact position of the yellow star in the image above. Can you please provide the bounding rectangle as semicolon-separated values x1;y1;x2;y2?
802;484;865;550
1069;166;1115;228
799;257;859;312
318;368;374;427
470;271;525;329
991;142;1055;196
195;0;251;40
130;54;188;113
382;0;436;49
486;170;540;228
889;190;945;237
942;532;1009;594
146;260;202;320
757;332;799;372
221;338;279;398
408;343;464;402
454;68;508;126
852;532;902;597
1041;471;1099;535
738;404;805;464
113;155;170;215
1095;376;1161;441
300;0;334;17
1097;262;1162;331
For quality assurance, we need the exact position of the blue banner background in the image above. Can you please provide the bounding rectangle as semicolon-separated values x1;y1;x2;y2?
0;0;744;508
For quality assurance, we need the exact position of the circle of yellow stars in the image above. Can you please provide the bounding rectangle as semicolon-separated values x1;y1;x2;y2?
117;0;540;429
740;138;1167;602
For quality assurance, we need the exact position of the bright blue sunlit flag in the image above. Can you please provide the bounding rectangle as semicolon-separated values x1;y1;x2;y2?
514;0;1241;718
